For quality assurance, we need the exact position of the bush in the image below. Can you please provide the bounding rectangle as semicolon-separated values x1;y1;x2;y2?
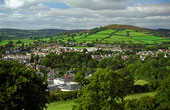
156;75;170;109
134;84;149;93
124;96;157;110
49;91;78;102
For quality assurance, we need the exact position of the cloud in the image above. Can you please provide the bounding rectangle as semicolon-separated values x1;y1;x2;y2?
53;0;129;10
4;0;41;9
2;0;138;10
0;0;170;29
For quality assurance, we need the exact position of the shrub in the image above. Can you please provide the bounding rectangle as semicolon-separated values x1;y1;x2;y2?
124;96;157;110
49;91;78;102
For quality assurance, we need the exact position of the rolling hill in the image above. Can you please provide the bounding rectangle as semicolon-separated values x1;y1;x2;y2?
0;29;84;40
0;24;170;46
57;24;170;44
104;24;150;31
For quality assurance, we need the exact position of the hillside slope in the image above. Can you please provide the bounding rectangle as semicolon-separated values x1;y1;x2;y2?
0;29;84;40
104;24;150;31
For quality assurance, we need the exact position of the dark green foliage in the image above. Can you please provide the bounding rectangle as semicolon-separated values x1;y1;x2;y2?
0;60;49;110
73;68;134;110
124;96;157;110
127;31;130;37
98;58;111;68
16;40;22;44
74;68;90;88
134;85;149;93
0;29;82;40
5;41;13;48
89;27;106;35
156;75;170;109
127;55;170;89
98;55;125;71
30;54;34;63
34;54;40;62
49;91;78;102
41;52;97;69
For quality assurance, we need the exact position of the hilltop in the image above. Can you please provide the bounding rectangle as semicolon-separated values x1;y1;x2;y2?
104;24;151;31
55;24;170;45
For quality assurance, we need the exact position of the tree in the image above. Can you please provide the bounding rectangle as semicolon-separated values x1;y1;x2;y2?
0;36;2;42
30;54;34;63
6;41;13;48
124;96;157;110
83;40;86;43
83;48;87;53
41;52;56;68
34;54;40;62
127;31;130;38
156;75;170;109
74;68;89;88
73;68;134;110
0;60;49;110
16;40;22;44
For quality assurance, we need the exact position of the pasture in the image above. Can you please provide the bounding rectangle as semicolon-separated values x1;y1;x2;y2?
1;29;170;46
0;38;50;46
57;29;170;44
47;100;74;110
124;91;156;100
47;91;156;110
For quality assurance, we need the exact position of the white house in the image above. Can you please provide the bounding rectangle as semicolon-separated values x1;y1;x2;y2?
54;78;65;85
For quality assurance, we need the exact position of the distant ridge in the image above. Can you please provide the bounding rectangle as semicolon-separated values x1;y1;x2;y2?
104;24;150;31
0;29;85;39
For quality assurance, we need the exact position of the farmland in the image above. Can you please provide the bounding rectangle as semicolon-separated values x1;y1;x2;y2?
57;29;170;44
0;38;50;46
1;28;170;46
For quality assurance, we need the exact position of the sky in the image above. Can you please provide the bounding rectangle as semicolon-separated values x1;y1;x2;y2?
0;0;170;30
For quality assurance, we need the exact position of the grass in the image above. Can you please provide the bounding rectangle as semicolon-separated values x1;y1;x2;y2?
134;80;149;86
70;29;170;44
97;30;117;34
2;29;170;46
125;91;156;100
0;38;51;46
47;91;156;110
47;100;75;110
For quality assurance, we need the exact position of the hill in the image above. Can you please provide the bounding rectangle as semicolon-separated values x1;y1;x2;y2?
1;24;170;46
0;29;84;40
104;24;150;31
56;24;170;45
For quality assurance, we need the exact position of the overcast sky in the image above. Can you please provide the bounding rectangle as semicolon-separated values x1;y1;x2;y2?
0;0;170;30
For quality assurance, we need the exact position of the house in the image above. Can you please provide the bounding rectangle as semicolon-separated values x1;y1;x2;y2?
48;72;79;91
60;84;80;91
54;78;65;85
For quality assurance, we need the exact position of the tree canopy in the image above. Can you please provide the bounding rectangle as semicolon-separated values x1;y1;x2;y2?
156;75;170;109
73;67;134;110
0;60;49;110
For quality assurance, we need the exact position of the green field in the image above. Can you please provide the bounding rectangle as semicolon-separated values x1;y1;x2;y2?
0;38;50;46
134;80;149;86
1;29;170;46
47;100;74;110
47;91;156;110
56;29;170;44
124;91;156;100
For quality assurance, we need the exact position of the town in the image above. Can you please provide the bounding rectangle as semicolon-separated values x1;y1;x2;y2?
1;41;170;93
